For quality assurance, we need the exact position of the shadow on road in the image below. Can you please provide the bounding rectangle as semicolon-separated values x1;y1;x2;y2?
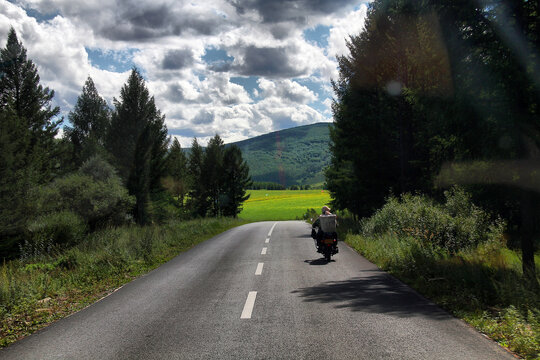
291;273;451;319
304;258;334;265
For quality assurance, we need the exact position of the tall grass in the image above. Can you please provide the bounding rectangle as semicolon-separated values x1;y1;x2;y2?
343;188;540;359
0;217;246;347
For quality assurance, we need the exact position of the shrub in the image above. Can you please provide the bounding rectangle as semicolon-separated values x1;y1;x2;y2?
32;157;135;231
149;190;182;224
472;306;540;359
301;208;319;221
361;187;505;253
79;155;118;182
25;211;87;256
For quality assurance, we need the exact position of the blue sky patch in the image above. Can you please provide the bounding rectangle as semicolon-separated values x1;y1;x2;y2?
230;76;260;96
86;47;137;73
24;7;59;23
293;78;332;116
169;128;205;138
309;100;331;115
202;48;234;64
303;25;330;49
196;73;206;82
295;78;331;100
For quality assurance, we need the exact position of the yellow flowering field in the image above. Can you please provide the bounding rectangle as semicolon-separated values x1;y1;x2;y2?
239;189;331;221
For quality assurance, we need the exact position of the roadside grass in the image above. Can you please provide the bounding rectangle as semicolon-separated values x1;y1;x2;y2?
240;189;331;221
344;231;540;359
0;217;247;348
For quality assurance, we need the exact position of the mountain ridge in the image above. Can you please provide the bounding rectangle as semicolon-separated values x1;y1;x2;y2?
229;122;332;187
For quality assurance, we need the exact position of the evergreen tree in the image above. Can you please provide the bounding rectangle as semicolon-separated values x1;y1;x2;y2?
65;76;110;168
0;27;61;184
0;108;32;256
0;28;61;256
106;68;169;225
187;138;208;217
163;138;188;209
327;0;540;283
203;135;225;217
222;145;251;217
148;113;170;194
327;0;453;217
432;0;540;285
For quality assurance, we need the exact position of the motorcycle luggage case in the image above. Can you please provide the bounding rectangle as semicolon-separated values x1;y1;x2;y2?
319;214;336;233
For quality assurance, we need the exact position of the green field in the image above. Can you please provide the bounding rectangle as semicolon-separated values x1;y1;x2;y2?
239;190;331;221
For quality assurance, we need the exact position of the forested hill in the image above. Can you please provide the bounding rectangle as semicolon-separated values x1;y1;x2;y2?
229;122;332;187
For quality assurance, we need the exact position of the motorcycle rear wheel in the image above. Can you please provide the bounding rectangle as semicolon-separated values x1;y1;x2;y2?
325;251;331;262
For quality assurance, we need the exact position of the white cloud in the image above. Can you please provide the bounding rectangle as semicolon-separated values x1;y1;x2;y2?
322;98;333;115
327;4;369;57
258;79;317;104
1;0;368;144
199;74;253;105
0;0;131;117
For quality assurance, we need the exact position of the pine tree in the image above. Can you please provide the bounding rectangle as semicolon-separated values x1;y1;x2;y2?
65;76;110;167
327;0;459;218
0;108;32;256
203;135;225;217
163;138;188;209
106;68;169;225
328;0;540;284
222;145;252;217
0;27;61;183
187;138;208;217
0;28;61;256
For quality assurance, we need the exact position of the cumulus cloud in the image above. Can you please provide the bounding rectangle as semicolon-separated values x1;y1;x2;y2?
199;74;253;105
327;4;369;57
258;79;317;104
228;0;358;24
235;45;307;78
1;0;370;146
322;97;333;115
193;109;215;125
18;0;232;42
162;49;195;70
0;1;111;114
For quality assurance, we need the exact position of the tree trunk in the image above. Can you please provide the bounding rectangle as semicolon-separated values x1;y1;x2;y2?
520;189;538;287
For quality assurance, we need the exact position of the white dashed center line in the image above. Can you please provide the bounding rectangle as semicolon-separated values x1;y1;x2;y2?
242;223;275;320
241;291;257;319
255;262;264;275
267;223;277;237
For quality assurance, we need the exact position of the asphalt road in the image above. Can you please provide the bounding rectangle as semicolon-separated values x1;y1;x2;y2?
1;221;515;359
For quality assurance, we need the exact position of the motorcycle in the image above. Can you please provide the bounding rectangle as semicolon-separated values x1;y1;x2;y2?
311;214;339;262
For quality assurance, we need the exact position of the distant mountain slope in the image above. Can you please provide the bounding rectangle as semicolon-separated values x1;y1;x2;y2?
230;122;332;187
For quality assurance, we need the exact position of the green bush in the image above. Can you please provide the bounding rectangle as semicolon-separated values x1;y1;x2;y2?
471;306;540;359
33;157;135;231
149;190;182;224
79;155;117;182
361;187;505;253
25;211;87;255
345;188;538;359
301;208;319;221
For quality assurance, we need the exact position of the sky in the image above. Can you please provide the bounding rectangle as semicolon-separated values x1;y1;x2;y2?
0;0;370;146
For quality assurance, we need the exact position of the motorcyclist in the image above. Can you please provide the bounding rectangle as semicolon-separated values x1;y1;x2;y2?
313;206;332;228
312;206;335;250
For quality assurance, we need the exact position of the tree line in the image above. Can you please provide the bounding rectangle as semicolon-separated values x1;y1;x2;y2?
326;0;540;284
0;28;251;258
248;182;313;190
249;182;286;190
